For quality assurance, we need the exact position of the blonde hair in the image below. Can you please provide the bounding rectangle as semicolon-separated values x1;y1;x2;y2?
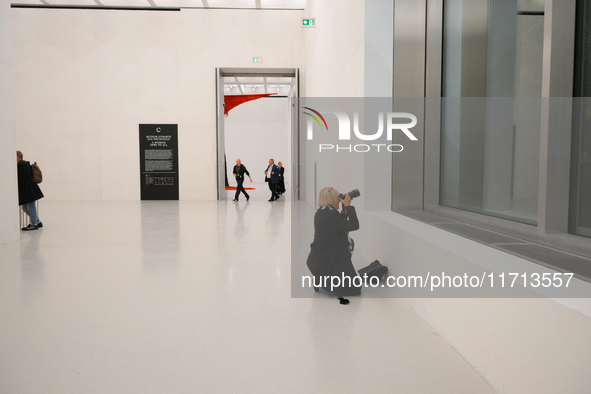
278;161;283;167
318;187;339;207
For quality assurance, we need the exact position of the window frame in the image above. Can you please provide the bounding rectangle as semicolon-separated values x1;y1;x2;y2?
416;0;591;258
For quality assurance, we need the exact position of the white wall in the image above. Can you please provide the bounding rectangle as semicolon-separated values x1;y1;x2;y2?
300;0;395;209
225;97;291;185
364;0;393;98
299;0;369;208
302;0;365;97
11;7;304;201
0;2;19;245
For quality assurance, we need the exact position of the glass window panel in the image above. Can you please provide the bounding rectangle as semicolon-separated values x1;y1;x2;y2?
570;0;591;237
440;0;543;225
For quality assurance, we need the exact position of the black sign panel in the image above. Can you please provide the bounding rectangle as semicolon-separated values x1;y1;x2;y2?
139;124;179;200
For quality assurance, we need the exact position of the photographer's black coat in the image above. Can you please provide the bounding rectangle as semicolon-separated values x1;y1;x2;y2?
306;205;361;296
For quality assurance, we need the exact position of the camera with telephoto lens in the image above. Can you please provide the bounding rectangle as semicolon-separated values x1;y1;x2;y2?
339;189;361;200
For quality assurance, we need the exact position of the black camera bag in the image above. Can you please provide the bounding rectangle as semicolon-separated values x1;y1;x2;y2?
358;260;388;283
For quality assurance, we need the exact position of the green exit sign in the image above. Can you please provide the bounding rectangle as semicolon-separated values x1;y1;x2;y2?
302;18;315;28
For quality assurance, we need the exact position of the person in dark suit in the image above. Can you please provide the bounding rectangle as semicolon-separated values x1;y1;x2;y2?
232;159;252;201
276;161;285;196
17;150;44;231
306;187;360;304
264;158;280;201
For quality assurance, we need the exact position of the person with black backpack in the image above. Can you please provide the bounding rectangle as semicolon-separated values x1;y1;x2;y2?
16;150;44;231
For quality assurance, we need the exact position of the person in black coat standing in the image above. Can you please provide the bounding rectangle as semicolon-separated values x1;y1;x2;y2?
264;158;280;201
17;150;44;231
232;159;252;201
276;161;286;196
306;187;361;304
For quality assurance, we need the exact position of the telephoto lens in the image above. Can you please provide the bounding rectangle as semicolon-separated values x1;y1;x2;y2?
339;189;361;200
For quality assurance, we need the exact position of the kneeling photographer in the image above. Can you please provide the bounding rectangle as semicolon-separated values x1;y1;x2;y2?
306;187;361;305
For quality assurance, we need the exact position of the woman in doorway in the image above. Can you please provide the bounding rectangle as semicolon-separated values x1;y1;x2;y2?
277;161;286;196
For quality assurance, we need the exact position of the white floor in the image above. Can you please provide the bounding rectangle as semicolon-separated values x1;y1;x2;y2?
0;186;495;393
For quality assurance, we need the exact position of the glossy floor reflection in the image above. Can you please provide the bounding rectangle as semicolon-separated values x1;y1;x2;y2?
1;191;494;393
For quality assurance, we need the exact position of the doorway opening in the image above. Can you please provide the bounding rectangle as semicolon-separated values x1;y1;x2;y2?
216;68;299;201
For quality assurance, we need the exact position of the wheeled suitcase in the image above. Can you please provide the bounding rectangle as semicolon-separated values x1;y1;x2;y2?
358;260;388;284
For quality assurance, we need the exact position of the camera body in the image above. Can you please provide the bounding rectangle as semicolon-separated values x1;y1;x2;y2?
339;189;361;200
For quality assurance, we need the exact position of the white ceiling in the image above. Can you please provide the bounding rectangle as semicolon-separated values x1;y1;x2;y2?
10;0;306;9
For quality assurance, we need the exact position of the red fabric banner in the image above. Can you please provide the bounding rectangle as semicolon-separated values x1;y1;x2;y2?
224;93;277;116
